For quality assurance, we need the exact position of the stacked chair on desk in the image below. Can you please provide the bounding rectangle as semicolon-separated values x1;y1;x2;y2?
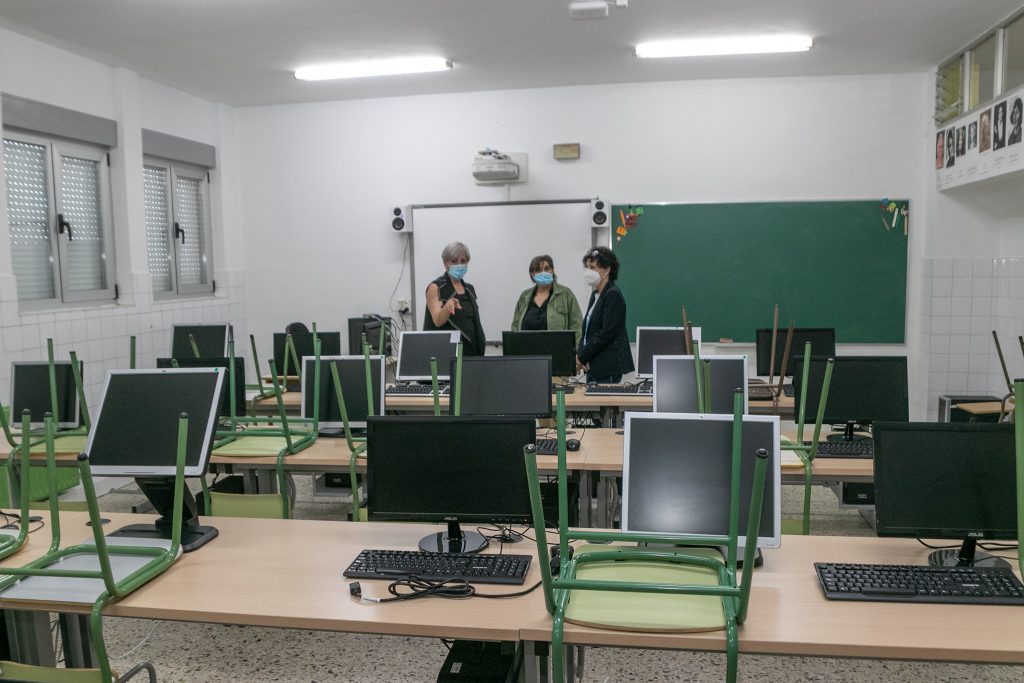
0;411;42;562
199;331;320;519
523;389;770;683
0;339;90;511
0;414;195;683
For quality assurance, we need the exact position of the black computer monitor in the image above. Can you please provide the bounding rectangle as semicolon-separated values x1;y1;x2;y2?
85;368;225;552
301;355;385;431
792;356;909;441
395;331;460;382
11;361;82;429
873;422;1017;568
635;327;702;379
157;357;245;420
652;355;748;414
755;327;836;377
366;416;535;553
272;332;342;376
450;355;552;418
623;412;780;549
348;316;392;356
501;330;576;377
171;324;230;359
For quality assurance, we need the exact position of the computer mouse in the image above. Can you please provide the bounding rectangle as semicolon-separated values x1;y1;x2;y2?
566;438;581;451
550;544;575;576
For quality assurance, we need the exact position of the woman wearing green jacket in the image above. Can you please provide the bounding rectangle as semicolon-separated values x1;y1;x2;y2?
510;255;583;345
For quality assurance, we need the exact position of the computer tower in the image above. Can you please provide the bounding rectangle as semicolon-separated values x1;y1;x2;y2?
437;641;521;683
937;394;1000;422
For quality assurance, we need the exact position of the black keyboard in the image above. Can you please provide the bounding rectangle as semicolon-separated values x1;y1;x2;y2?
814;440;874;458
386;384;449;396
551;385;576;394
536;438;557;455
815;562;1024;605
748;385;774;400
344;549;531;585
585;383;650;395
782;383;795;397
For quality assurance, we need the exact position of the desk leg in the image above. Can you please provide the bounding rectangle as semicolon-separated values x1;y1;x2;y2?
2;611;56;666
58;613;95;668
577;472;591;528
599;406;618;429
523;640;543;683
595;472;619;528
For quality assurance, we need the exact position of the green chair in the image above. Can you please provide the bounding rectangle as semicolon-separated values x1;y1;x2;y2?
0;413;192;683
524;390;770;683
779;345;834;535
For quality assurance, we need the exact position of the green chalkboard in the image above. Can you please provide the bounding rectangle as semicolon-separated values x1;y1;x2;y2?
612;201;908;343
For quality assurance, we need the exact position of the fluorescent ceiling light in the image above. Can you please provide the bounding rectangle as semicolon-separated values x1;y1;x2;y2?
634;34;812;59
295;56;451;81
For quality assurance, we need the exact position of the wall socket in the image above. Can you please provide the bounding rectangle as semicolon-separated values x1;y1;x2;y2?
397;298;411;314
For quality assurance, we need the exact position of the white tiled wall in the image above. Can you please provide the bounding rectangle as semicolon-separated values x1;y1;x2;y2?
0;269;247;412
927;257;1024;419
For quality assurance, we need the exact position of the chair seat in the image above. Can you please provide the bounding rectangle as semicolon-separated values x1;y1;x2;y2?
209;491;285;519
29;434;88;454
563;546;727;633
213;435;290;456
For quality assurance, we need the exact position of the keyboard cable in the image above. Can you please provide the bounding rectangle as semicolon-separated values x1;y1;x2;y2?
349;577;542;603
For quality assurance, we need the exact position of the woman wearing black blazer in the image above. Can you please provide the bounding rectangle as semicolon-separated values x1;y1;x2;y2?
576;246;634;383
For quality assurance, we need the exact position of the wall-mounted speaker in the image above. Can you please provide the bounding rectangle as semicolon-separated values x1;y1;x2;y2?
391;206;412;233
590;199;608;229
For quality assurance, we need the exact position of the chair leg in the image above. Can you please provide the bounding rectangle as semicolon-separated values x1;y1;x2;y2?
120;660;157;682
725;617;738;683
552;615;566;683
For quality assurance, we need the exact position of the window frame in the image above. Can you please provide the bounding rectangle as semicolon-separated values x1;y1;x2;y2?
143;156;214;300
3;130;116;309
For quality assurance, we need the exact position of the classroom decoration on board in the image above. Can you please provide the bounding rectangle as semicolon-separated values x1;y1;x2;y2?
935;81;1024;189
615;205;644;241
612;201;909;343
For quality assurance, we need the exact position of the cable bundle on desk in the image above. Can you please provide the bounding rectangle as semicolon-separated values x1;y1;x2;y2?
349;577;541;603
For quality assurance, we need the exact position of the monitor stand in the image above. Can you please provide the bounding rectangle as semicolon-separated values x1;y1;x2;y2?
827;421;871;443
928;539;1011;570
419;520;487;554
108;477;218;553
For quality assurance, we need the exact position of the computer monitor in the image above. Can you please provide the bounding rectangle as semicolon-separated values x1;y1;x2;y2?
755;327;836;377
652;355;748;414
85;368;225;552
171;324;230;359
366;415;535;553
157;357;245;420
873;421;1017;568
792;356;909;441
635;326;702;379
450;355;552;418
301;355;385;431
622;412;781;550
395;331;460;382
11;361;82;429
348;316;392;356
501;330;576;376
272;331;342;376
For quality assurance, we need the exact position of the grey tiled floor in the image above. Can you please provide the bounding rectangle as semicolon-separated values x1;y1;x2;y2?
83;480;1023;681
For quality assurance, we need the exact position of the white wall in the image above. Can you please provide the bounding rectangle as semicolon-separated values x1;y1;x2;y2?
0;25;246;408
238;73;932;416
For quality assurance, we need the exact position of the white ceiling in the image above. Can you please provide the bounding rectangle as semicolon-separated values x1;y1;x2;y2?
0;0;1020;107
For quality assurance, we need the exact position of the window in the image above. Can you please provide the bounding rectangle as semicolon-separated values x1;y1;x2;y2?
969;33;998;110
143;158;213;297
935;55;964;124
3;132;115;305
1004;14;1024;91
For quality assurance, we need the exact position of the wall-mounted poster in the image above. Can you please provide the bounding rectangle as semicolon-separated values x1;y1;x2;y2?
937;82;1024;190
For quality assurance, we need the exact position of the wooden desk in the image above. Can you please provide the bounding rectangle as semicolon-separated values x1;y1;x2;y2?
520;535;1024;668
953;401;1006;416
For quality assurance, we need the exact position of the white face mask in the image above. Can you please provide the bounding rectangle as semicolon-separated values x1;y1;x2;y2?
583;269;601;289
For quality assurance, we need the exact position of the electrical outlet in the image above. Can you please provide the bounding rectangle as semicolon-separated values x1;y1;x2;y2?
397;298;411;314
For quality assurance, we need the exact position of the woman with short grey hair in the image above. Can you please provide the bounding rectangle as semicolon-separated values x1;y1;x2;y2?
424;241;485;356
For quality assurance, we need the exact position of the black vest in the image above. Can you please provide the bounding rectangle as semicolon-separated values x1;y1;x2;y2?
423;274;486;356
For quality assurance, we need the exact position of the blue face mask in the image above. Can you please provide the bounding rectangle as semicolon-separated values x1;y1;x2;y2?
448;264;468;280
532;272;554;286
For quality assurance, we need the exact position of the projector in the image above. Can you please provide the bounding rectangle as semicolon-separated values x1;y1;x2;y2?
472;157;519;182
569;0;609;19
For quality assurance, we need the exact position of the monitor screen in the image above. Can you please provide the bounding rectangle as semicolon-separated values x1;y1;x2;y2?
171;324;229;359
367;416;535;526
156;357;245;419
501;330;576;376
652;355;748;414
622;412;780;549
755;327;836;377
85;368;224;477
873;422;1017;542
348;316;392;356
11;361;82;429
395;331;460;382
272;332;342;376
301;355;385;429
792;356;909;426
635;327;701;379
450;355;552;418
